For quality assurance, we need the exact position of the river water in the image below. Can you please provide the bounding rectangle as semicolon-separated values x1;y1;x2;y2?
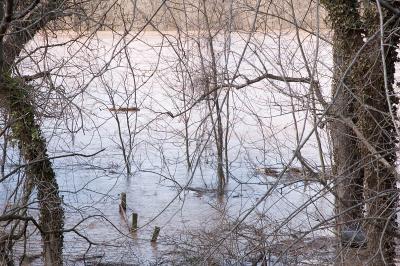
1;31;335;265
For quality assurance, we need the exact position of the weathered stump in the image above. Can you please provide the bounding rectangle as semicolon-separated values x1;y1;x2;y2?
151;226;160;242
120;192;126;212
131;213;138;231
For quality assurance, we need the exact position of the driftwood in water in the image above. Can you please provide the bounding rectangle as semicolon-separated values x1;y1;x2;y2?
185;187;217;193
256;166;303;177
72;254;104;262
108;107;140;112
256;166;332;183
255;167;279;177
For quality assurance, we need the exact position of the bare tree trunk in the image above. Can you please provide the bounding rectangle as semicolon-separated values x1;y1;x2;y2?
322;0;364;244
214;92;225;195
357;4;399;264
0;232;12;266
331;32;364;232
183;95;192;170
202;0;226;195
324;2;399;264
224;90;230;183
2;75;64;266
206;93;226;195
112;104;132;177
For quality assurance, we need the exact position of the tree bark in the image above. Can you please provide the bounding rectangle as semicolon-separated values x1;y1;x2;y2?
0;1;66;263
1;75;64;265
357;4;399;264
323;1;399;264
0;232;13;266
322;0;364;247
201;0;226;196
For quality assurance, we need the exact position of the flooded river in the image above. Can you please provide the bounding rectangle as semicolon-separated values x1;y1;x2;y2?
1;32;335;265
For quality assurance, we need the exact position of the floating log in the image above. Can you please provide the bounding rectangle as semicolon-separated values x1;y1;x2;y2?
287;167;302;176
151;226;160;242
185;187;217;193
73;254;104;262
255;167;279;177
108;107;140;112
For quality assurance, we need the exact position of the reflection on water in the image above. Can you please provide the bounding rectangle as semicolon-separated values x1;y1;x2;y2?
0;32;334;265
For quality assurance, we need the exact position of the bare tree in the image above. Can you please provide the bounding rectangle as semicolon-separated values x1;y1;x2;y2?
0;1;68;264
1;0;400;265
321;0;365;256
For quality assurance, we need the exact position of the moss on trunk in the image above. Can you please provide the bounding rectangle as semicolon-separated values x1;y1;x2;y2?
322;0;365;254
2;74;64;266
324;1;399;264
356;5;399;264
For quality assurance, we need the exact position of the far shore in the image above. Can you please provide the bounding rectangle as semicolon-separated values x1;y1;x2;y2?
35;28;332;42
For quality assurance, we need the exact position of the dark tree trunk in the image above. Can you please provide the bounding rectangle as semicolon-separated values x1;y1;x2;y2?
357;4;399;264
1;75;64;265
0;233;13;266
202;0;226;196
322;0;365;248
214;92;226;195
324;1;399;264
0;1;66;264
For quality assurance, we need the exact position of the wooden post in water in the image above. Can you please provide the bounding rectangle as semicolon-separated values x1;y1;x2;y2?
151;226;160;242
131;213;138;231
120;192;127;212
